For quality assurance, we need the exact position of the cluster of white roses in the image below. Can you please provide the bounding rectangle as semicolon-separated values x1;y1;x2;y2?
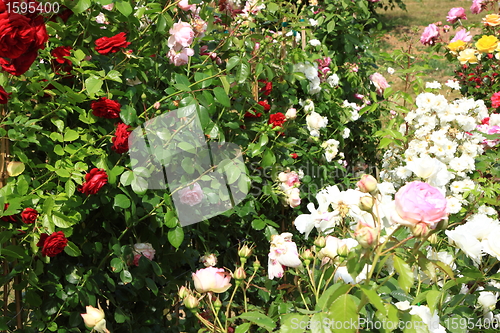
294;62;321;94
380;91;495;214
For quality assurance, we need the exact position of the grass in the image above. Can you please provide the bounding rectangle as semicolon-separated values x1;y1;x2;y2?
374;0;488;99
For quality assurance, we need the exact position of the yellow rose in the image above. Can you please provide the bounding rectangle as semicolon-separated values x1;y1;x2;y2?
447;40;466;54
457;48;479;64
476;35;499;53
483;14;500;27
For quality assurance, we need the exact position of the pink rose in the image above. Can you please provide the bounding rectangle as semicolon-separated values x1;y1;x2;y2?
369;72;390;95
446;7;466;24
178;182;204;206
133;243;155;266
420;23;439;45
178;0;196;11
192;267;232;293
167;21;194;49
392;181;448;228
167;47;194;66
471;0;484;14
450;29;472;43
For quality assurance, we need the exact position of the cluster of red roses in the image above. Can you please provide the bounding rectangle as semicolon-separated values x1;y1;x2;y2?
0;0;48;76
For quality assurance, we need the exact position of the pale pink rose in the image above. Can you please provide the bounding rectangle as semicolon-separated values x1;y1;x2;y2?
477;124;500;147
192;267;232;293
178;182;203;205
420;23;440;45
178;0;195;11
133;243;155;266
81;305;106;329
391;181;448;228
471;0;484;14
168;47;194;66
168;21;194;49
286;187;301;208
450;29;472;43
102;3;114;10
268;232;302;279
446;7;466;24
369;72;390;95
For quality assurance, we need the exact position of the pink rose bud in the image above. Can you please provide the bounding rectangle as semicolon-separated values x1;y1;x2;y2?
301;249;314;260
254;42;260;51
233;266;247;280
200;253;217;267
354;221;379;248
153;101;161;109
411;222;431;238
238;244;253;258
192;267;232;293
357;174;378;193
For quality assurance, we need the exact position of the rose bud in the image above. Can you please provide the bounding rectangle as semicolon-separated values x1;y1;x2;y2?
200;253;217;267
354;221;379;248
183;294;199;310
238;244;253;259
178;286;190;299
253;257;261;271
357;174;378;193
412;222;431;238
359;196;374;212
314;236;326;249
214;297;222;313
285;108;297;120
233;266;247;281
81;304;108;332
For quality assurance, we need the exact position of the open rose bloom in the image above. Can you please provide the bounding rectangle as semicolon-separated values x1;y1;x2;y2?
81;304;109;333
192;266;232;293
391;181;448;229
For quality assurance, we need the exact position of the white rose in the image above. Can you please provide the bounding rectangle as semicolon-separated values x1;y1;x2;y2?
285;108;297;120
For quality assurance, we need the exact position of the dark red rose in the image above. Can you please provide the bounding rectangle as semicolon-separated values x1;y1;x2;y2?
37;231;68;257
290;153;298;159
0;12;34;59
0;85;10;104
21;208;38;224
258;100;271;111
0;0;5;12
269;112;286;128
51;46;72;65
258;79;272;96
111;123;132;154
244;110;262;118
78;168;108;195
91;97;121;119
1;203;16;222
95;32;131;55
0;47;39;76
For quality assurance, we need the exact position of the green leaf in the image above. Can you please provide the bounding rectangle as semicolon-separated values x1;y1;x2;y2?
65;180;76;198
426;289;441;313
1;245;26;260
52;211;77;228
106;70;122;83
236;312;275;332
63;129;79;141
227;56;241;71
393;255;414;293
261;149;276;168
64;241;82;257
120;170;135;186
120;105;137;125
145;277;158;296
251;219;266;230
327;294;358;333
327;19;336;33
110;258;124;273
278;314;310;333
220;76;230;94
237;62;251;84
120;270;133;284
116;0;133;16
317;284;351;311
69;0;91;14
360;285;387;316
85;77;103;96
114;194;131;209
131;176;148;195
164;210;178;228
214;86;231;107
234;323;251;333
168;226;184;248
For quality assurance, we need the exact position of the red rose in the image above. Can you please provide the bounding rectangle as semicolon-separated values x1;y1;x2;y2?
1;203;16;222
290;153;298;159
51;46;72;65
91;97;121;119
0;48;39;76
258;100;271;111
244;111;262;118
0;85;10;104
269;112;286;128
258;79;272;96
111;123;132;153
21;208;38;224
491;92;500;108
78;168;108;195
95;32;131;55
0;12;34;59
37;231;68;257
